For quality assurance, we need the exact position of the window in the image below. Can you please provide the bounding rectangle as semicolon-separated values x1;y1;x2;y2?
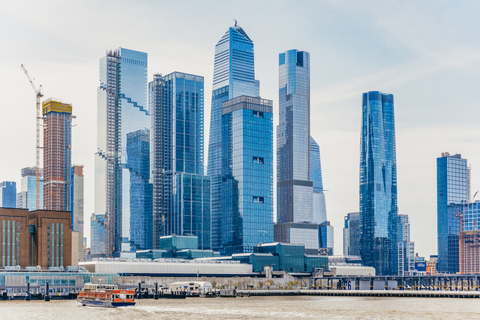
253;157;264;164
253;111;263;118
253;196;264;204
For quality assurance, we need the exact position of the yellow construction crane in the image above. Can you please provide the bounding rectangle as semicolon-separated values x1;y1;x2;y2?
20;64;43;210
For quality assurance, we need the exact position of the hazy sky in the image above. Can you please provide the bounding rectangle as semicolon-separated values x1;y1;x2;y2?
1;0;480;255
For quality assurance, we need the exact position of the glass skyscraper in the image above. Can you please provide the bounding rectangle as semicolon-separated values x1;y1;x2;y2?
208;23;260;251
359;91;398;276
437;152;469;274
221;96;274;255
16;167;43;211
96;47;151;255
150;72;210;249
90;213;107;255
310;136;327;224
343;212;360;256
275;49;323;254
0;182;16;208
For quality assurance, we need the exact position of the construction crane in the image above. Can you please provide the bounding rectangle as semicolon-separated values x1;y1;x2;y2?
20;64;43;210
456;191;478;274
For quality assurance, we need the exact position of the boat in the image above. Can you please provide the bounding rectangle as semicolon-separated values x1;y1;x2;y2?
77;283;136;307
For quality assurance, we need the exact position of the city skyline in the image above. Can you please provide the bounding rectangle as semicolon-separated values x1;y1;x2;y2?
2;1;480;257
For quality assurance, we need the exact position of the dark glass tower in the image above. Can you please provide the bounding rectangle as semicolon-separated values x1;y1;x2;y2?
150;72;210;249
437;152;469;273
208;23;259;251
359;91;398;275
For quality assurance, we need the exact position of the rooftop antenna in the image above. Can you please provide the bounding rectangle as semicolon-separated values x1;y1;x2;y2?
234;19;237;27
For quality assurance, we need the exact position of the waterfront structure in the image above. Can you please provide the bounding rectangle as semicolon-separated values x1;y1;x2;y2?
0;208;73;268
359;91;398;275
90;213;107;255
16;167;43;211
95;48;151;255
397;214;415;276
343;212;360;256
42;99;72;212
275;49;323;254
221;96;274;255
0;182;17;208
437;152;469;274
71;166;84;261
150;72;210;249
207;23;260;251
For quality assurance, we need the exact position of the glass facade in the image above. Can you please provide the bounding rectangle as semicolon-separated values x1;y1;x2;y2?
96;48;150;255
126;129;152;250
359;91;398;275
208;24;260;251
310;136;327;224
17;168;43;211
0;182;16;209
150;72;210;249
343;212;360;256
437;153;469;273
319;221;334;255
90;213;107;255
221;96;274;255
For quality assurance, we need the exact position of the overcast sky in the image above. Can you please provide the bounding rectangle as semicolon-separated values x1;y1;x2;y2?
1;0;480;255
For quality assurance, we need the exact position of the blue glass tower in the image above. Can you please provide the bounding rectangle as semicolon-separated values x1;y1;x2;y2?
127;129;152;250
310;136;327;224
90;213;107;255
208;23;260;251
359;91;398;275
96;47;151;255
221;96;274;255
150;72;210;249
437;152;469;273
0;182;16;208
17;167;43;211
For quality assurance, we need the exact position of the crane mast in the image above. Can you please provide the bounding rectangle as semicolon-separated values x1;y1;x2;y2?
20;64;43;210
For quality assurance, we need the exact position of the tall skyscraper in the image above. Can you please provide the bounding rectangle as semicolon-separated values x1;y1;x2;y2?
221;96;274;255
71;165;84;260
16;167;43;211
359;91;398;276
42;99;72;211
0;182;16;208
150;72;210;249
275;49;321;254
208;23;260;251
96;48;150;255
437;152;469;274
343;212;360;256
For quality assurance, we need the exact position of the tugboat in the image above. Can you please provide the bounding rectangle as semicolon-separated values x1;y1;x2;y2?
77;283;136;307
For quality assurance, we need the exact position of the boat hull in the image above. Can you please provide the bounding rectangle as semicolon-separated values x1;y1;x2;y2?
78;298;136;308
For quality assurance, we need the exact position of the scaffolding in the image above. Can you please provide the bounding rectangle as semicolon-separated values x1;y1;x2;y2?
459;230;480;274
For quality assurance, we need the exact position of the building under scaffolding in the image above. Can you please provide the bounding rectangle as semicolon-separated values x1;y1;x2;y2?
459;230;480;274
42;99;72;211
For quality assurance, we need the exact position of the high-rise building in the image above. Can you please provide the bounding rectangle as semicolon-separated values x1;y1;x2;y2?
221;96;274;255
310;137;327;224
397;214;415;276
150;72;210;249
359;91;398;275
275;49;321;254
42;99;72;212
437;152;469;274
319;221;334;255
343;212;360;256
90;213;107;255
71;165;84;261
0;182;16;208
95;48;151;255
16;167;43;211
207;23;260;251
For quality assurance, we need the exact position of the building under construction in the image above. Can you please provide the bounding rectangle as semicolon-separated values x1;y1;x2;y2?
42;99;72;212
459;230;480;274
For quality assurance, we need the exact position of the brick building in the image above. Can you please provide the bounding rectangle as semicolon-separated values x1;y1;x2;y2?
0;208;73;268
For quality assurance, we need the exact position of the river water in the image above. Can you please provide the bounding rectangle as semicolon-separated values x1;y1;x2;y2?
2;296;480;319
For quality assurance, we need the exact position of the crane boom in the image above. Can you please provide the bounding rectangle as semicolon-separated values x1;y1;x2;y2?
21;64;43;210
